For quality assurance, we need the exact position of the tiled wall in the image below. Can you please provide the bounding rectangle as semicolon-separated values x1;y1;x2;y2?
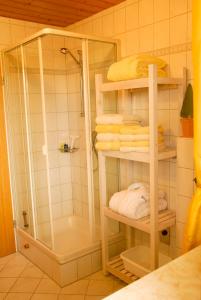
42;35;75;223
176;137;194;255
88;40;118;227
66;0;193;256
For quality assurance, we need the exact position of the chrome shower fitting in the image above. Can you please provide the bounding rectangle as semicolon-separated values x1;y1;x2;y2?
60;47;85;117
22;210;29;228
59;136;80;153
60;47;82;67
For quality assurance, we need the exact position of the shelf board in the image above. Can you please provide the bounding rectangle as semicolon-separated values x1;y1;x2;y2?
104;207;176;233
106;256;138;284
100;77;183;92
101;148;176;163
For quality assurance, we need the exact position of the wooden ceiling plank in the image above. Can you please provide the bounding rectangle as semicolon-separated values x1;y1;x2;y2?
78;0;123;5
0;0;125;28
5;0;94;18
0;9;71;27
45;0;112;10
0;1;86;21
0;4;79;25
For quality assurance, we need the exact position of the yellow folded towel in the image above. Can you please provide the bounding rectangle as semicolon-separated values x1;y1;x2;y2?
97;133;120;142
107;55;167;82
120;125;164;135
96;124;127;133
120;136;164;145
120;141;149;147
95;141;120;151
120;143;166;153
119;134;149;141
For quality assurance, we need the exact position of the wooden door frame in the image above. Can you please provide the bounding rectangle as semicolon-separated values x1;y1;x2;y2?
0;70;16;257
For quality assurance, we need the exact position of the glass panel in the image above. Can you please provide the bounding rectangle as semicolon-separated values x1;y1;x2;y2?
23;39;52;248
87;40;119;236
3;48;34;236
42;35;90;253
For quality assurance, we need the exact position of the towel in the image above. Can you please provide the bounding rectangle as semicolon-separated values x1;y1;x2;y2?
120;125;164;135
96;114;142;125
109;190;127;213
120;136;164;147
109;182;167;220
119;197;167;219
128;182;166;200
95;141;120;151
107;54;167;82
109;186;148;214
95;124;123;133
97;133;120;142
120;143;166;153
119;134;149;141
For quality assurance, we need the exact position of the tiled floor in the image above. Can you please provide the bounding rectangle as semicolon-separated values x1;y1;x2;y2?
0;252;126;299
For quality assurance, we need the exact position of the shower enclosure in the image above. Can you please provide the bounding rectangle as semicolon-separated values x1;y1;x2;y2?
2;29;121;284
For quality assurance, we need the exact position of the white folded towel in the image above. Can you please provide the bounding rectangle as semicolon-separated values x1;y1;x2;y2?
97;133;120;142
96;114;142;125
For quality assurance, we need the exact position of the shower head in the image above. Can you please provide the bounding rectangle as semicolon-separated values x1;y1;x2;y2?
60;47;82;67
60;47;68;55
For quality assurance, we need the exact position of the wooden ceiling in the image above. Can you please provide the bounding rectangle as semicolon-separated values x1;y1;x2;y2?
0;0;125;27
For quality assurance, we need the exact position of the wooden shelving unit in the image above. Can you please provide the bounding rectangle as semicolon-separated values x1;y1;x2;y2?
95;64;185;283
106;256;138;284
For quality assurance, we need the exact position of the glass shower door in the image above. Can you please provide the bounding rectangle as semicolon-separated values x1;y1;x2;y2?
22;39;53;249
3;48;35;237
87;40;119;237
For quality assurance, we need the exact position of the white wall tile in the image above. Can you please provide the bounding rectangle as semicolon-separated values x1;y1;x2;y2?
170;0;188;17
177;167;194;197
177;137;194;169
125;2;139;30
176;195;191;223
77;254;92;279
154;0;170;22
170;14;187;46
139;0;154;26
114;8;126;34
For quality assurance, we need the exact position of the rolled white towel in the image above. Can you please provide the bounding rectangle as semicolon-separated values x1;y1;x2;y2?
96;114;142;125
128;182;166;200
109;187;148;214
109;190;127;213
119;198;167;220
97;133;119;142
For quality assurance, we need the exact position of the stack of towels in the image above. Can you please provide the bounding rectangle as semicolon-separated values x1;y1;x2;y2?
107;54;167;81
109;182;167;220
119;124;165;152
95;114;165;152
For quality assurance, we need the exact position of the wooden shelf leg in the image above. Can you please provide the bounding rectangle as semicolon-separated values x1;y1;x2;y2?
98;152;109;274
149;64;159;270
126;226;133;249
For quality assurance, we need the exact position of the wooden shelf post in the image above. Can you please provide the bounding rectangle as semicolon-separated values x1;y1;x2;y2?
148;64;159;270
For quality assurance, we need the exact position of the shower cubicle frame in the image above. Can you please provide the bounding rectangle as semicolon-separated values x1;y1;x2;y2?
1;28;119;251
